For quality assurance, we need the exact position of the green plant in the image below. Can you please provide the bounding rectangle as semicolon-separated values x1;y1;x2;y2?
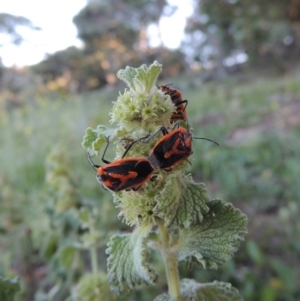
34;148;119;301
82;61;247;300
0;277;20;301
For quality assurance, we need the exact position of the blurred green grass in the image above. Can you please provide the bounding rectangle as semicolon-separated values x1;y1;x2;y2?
1;71;300;300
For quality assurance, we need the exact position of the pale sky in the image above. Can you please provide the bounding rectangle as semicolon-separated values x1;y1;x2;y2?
0;0;193;67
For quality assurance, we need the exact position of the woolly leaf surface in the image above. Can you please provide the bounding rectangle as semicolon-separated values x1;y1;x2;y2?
180;279;243;301
178;200;247;269
117;60;162;93
0;277;20;301
154;175;210;229
106;227;158;294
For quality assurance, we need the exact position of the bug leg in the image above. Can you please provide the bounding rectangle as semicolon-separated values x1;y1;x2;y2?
193;137;219;146
131;186;141;191
177;99;188;110
121;133;151;158
86;152;100;171
101;137;111;164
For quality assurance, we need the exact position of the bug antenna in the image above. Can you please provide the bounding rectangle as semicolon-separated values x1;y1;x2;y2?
193;137;220;146
86;151;100;171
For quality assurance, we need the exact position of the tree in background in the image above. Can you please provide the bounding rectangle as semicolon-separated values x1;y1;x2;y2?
32;0;185;92
0;13;40;47
4;1;300;94
0;13;39;81
0;14;40;107
185;0;300;75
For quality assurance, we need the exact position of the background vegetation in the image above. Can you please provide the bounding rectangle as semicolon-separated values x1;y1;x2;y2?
0;0;300;300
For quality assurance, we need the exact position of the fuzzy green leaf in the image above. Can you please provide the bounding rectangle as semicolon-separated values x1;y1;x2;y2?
58;242;82;269
82;125;115;155
42;233;59;259
153;280;242;301
0;276;20;301
117;61;162;93
180;279;243;301
106;226;158;294
154;175;210;229
178;199;247;269
78;207;90;224
76;272;115;301
82;127;97;149
153;294;175;301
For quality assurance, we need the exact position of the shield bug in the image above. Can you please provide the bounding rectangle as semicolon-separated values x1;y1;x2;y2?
87;139;153;192
160;85;188;122
146;123;219;170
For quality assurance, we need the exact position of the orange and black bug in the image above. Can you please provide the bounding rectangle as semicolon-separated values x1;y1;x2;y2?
148;126;193;170
87;140;153;192
160;85;188;122
138;123;219;170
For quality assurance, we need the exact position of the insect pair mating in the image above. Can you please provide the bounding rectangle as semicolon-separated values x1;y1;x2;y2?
87;123;218;192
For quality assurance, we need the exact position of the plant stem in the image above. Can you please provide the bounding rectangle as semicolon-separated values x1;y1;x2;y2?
90;245;98;276
157;219;181;301
164;249;181;300
89;218;99;276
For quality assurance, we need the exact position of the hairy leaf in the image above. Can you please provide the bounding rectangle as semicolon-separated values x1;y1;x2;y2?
82;125;115;154
106;226;158;294
117;60;162;93
153;294;175;301
58;242;82;269
154;175;210;229
181;279;243;301
0;277;20;301
178;199;247;269
76;272;115;301
154;279;242;301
